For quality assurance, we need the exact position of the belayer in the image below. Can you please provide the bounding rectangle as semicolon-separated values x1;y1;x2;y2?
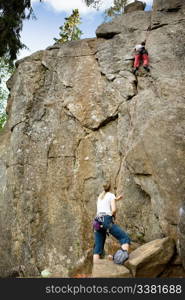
132;41;150;74
93;181;131;264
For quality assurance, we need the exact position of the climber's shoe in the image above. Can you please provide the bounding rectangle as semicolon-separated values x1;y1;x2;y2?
143;65;150;72
132;67;138;75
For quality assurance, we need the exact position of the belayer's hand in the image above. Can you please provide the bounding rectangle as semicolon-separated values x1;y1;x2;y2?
116;194;123;200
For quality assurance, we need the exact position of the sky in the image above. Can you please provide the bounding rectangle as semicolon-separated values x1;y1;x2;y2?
18;0;153;60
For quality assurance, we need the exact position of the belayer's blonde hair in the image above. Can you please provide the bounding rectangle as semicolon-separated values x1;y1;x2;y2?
98;181;111;200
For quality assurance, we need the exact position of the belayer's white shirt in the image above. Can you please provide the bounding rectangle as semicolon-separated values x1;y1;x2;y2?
97;192;116;216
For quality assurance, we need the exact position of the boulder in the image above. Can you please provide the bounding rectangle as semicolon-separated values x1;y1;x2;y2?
124;1;146;14
124;237;175;277
96;10;151;38
92;259;132;278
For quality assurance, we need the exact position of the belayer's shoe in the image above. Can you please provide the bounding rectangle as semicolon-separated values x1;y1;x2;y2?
100;250;106;259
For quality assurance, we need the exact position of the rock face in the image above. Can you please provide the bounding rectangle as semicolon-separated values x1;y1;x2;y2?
92;237;176;278
0;1;185;277
92;259;132;278
153;0;185;11
124;237;175;277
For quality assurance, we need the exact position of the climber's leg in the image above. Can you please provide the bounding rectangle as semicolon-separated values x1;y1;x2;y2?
143;54;150;71
134;54;141;68
109;223;131;251
93;229;106;263
133;54;141;74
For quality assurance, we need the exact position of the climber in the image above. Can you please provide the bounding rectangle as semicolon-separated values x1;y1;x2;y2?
132;41;150;74
93;181;131;263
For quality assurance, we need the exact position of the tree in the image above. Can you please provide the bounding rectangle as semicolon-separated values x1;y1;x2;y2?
0;58;14;129
104;0;128;18
54;9;83;44
0;0;42;64
83;0;102;8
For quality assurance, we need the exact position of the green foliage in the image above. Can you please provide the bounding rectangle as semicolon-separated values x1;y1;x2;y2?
0;0;42;64
0;57;14;129
54;9;83;44
105;0;128;18
0;113;7;130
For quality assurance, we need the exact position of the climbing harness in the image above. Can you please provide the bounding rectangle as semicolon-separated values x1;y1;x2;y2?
93;213;114;236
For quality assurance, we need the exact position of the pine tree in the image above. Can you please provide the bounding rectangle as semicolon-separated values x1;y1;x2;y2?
0;0;42;63
84;0;102;8
54;9;83;44
0;58;14;129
